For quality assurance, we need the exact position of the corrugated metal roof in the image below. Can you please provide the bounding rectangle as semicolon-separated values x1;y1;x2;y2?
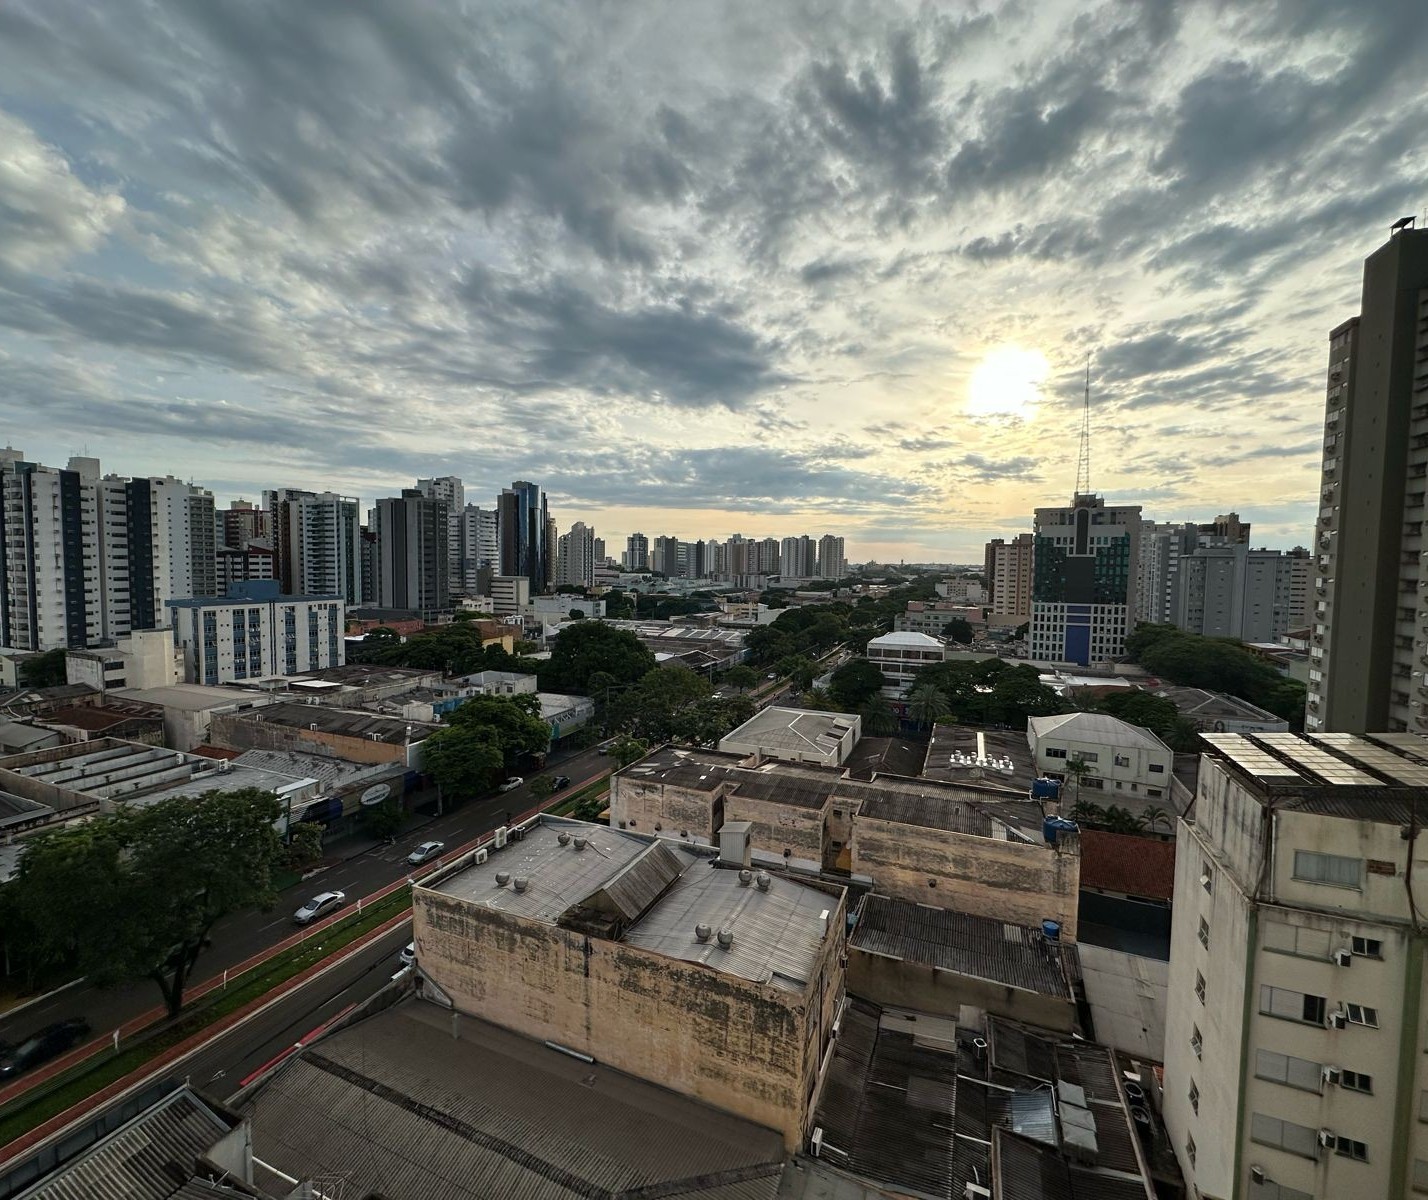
16;1087;235;1200
850;895;1074;999
623;863;832;991
243;1001;785;1200
593;838;689;922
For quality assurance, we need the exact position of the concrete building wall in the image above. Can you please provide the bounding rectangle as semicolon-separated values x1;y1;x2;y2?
723;793;828;869
208;713;416;767
846;948;1077;1032
610;777;724;843
851;817;1079;938
412;883;846;1150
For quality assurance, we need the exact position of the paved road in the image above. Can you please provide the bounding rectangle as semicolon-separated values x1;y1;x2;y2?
0;744;610;1048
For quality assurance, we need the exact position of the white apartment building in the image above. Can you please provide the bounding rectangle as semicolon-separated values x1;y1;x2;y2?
525;594;605;620
266;489;363;605
865;631;948;697
1031;494;1141;667
137;475;217;629
459;504;498;594
1164;731;1428;1200
983;533;1033;622
556;522;597;588
167;580;344;685
817;534;846;580
936;578;987;605
893;602;983;637
1026;712;1173;805
490;575;531;616
780;535;817;579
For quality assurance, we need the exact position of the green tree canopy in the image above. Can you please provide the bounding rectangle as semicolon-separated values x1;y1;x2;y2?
423;723;505;799
859;701;896;736
538;621;656;693
612;665;711;743
723;665;759;691
829;658;885;711
7;788;285;1017
1096;690;1201;752
444;693;550;764
609;735;649;768
907;684;951;727
18;648;67;689
943;618;974;645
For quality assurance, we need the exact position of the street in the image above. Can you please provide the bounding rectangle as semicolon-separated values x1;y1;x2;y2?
0;742;611;1050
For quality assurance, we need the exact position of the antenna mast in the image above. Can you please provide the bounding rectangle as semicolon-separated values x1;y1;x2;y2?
1074;356;1092;498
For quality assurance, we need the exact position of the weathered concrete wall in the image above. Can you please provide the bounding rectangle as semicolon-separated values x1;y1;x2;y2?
610;777;721;842
725;793;827;866
208;714;407;765
851;818;1080;938
846;948;1076;1032
414;887;845;1149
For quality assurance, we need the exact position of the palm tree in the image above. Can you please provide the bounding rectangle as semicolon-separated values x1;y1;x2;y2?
907;684;950;729
1102;805;1148;835
1068;800;1105;825
1061;754;1096;810
859;702;896;736
1141;805;1172;835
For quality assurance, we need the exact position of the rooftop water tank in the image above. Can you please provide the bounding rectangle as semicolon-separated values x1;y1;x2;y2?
1042;920;1062;942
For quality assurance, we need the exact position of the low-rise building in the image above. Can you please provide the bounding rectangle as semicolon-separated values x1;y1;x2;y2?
108;683;276;751
523;593;605;620
717;705;860;768
412;816;846;1150
258;663;443;707
207;702;437;770
537;692;593;742
1027;711;1175;808
63;627;181;693
1152;683;1289;733
167;580;344;685
489;574;530;616
602;620;749;672
894;601;984;636
458;669;537;695
865;631;948;697
921;724;1039;795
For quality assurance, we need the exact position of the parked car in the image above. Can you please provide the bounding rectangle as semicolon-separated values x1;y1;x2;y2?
552;775;571;790
0;1019;91;1080
293;890;345;925
406;840;445;865
499;776;524;792
399;942;416;969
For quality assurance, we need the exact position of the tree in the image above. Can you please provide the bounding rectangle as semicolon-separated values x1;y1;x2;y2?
1141;805;1173;835
444;693;551;765
1068;800;1105;825
943;618;974;645
859;701;896;736
907;684;951;728
284;821;324;871
674;695;756;747
529;774;556;800
18;648;67;689
609;735;649;768
1100;805;1147;835
1061;755;1096;810
723;665;759;691
361;797;404;841
8;789;285;1018
985;665;1063;728
1014;622;1029;640
568;609;585;620
829;658;884;711
539;621;656;693
611;666;711;743
423;724;504;798
1097;691;1201;752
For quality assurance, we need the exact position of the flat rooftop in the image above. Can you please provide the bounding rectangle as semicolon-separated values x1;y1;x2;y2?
921;724;1038;794
1152;684;1286;725
719;706;859;758
228;748;400;791
851;894;1077;999
428;817;835;991
605;620;747;645
225;702;439;743
244;999;786;1200
111;683;271;712
283;663;437;687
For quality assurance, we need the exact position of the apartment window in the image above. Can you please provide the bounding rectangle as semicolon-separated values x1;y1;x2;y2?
1339;1069;1372;1093
1351;936;1382;958
1254;1049;1322;1093
1345;1003;1378;1028
1188;1080;1199;1115
1198;917;1210;950
1147;787;1163;798
1114;754;1131;768
1190;1026;1202;1059
1262;920;1332;959
1185;1134;1196;1169
1201;859;1214;895
1195;971;1206;1005
1045;747;1067;759
1250;1180;1314;1200
1082;777;1104;790
1413;1159;1428;1194
1335;1136;1368;1162
1259;985;1326;1026
1079;752;1099;763
1250;1112;1319;1160
1293;850;1362;889
1149;762;1165;773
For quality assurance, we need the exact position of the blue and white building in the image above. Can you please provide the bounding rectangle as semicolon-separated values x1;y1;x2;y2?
168;580;344;685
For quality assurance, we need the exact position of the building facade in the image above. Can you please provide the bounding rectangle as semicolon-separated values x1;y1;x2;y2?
984;533;1034;622
1026;712;1174;805
1164;730;1428;1200
555;521;596;588
496;481;549;592
1307;223;1428;734
266;488;363;605
374;490;450;614
780;535;816;579
168;580;344;684
817;535;846;580
415;475;464;589
865;631;949;697
1031;494;1141;666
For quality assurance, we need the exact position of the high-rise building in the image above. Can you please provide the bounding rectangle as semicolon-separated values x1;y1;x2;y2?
128;475;217;629
756;537;781;575
678;540;705;579
984;533;1034;622
650;535;680;576
497;481;549;593
556;522;597;588
1164;731;1428;1200
592;536;606;565
546;515;559;589
459;505;498;594
1031;494;1141;666
217;499;270;549
168;580;343;685
623;532;649;572
816;534;846;580
374;490;450;614
215;541;276;592
1284;546;1312;631
780;535;816;579
416;476;464;588
265;488;363;605
1172;544;1300;644
1307;221;1428;733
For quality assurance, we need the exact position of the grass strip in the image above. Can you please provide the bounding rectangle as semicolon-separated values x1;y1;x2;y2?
0;888;412;1148
548;776;611;817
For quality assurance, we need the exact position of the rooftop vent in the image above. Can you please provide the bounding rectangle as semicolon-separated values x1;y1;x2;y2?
512;876;529;893
695;923;712;942
738;869;753;886
573;836;587;852
557;832;570;846
495;871;511;888
755;870;771;891
716;927;734;949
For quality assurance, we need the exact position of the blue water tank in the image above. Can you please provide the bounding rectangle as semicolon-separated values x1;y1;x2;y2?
1043;815;1079;844
1031;777;1062;801
1042;920;1062;942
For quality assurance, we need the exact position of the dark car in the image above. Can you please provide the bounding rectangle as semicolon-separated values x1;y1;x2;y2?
552;775;571;790
0;1018;91;1079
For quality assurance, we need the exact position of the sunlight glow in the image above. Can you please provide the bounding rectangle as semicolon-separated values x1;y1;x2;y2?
966;345;1050;417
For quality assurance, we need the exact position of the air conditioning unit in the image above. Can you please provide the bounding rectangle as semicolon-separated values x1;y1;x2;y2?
1318;1128;1336;1148
1250;1166;1266;1185
494;826;508;849
1329;1010;1347;1029
474;847;488;865
810;1127;824;1158
964;1186;992;1200
1333;948;1353;966
1323;1065;1341;1085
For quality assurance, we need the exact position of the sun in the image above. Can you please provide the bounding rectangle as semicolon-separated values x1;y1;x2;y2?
966;345;1050;417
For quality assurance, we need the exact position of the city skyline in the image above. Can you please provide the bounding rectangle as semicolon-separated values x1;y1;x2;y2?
3;2;1424;559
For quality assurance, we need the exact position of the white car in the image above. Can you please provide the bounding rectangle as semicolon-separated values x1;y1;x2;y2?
293;890;345;925
499;777;524;793
399;942;416;968
406;840;445;865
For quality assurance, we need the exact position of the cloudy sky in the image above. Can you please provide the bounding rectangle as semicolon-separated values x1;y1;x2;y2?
1;0;1423;562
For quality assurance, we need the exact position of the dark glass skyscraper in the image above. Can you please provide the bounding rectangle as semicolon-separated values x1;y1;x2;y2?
497;480;549;593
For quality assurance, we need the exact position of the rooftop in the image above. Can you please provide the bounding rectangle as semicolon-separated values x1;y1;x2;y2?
719;706;859;759
223;702;438;743
1078;830;1177;901
850;894;1077;999
228;748;400;791
1029;712;1171;754
921;724;1039;794
36;703;163;733
428;816;835;991
281;663;437;688
867;630;944;648
1150;685;1285;726
110;684;270;713
0;721;61;750
842;735;925;781
244;999;786;1200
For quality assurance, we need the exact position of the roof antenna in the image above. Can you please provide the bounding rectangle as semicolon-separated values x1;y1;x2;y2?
1074;355;1092;500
